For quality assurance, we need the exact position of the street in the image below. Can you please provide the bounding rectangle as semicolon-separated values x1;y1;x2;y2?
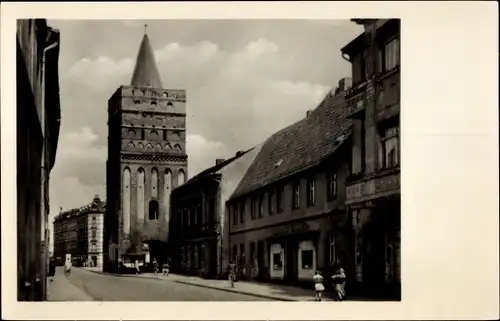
54;267;272;301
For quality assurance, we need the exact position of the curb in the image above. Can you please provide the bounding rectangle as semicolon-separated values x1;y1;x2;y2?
78;268;295;301
171;280;296;301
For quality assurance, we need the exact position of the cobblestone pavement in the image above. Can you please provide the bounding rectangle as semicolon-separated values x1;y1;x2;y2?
61;267;272;301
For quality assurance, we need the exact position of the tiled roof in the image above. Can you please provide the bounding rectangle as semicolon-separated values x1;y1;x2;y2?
179;148;254;187
230;90;352;199
130;34;164;88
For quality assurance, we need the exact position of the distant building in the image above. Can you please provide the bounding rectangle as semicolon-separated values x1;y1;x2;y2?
169;147;263;278
341;18;401;298
104;30;188;272
17;19;61;301
226;79;352;285
53;196;105;268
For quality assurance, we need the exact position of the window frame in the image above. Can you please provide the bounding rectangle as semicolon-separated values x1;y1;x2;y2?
327;171;338;201
276;186;284;213
239;201;245;224
292;182;300;209
383;36;400;72
301;249;314;270
306;178;316;206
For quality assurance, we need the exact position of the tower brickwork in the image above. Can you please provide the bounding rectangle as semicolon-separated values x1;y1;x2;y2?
104;33;187;271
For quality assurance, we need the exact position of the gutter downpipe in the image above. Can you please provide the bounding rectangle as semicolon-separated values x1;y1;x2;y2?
40;36;59;301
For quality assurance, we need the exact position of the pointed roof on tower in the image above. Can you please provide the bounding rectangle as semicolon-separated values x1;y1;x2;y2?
130;28;163;88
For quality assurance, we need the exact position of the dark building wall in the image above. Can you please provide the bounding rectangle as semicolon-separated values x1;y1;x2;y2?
343;19;401;299
227;145;351;283
17;19;61;301
170;177;220;277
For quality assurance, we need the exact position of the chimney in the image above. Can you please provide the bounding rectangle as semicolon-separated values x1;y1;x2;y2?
306;110;313;118
338;77;352;92
235;150;245;157
215;158;225;165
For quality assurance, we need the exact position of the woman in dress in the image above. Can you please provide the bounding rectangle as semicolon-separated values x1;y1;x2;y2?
313;270;325;301
48;258;56;282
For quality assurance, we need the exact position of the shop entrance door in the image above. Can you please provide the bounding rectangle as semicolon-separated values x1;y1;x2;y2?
284;242;298;283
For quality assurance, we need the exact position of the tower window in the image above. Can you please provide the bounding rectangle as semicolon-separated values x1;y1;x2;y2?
141;129;145;140
163;130;167;140
149;200;159;220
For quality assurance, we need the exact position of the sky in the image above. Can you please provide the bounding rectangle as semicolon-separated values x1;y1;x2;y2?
46;19;363;243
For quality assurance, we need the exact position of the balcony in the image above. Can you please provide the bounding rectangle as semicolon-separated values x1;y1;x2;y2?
376;66;400;122
346;167;400;205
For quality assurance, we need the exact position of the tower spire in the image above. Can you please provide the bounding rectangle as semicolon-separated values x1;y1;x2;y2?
130;28;163;88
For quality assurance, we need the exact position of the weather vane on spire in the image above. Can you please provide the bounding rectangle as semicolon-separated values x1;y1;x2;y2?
144;24;148;35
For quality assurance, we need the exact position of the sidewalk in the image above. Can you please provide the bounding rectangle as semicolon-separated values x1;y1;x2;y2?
47;267;93;301
80;267;342;301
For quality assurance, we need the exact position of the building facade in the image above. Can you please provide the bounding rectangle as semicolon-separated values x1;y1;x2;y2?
104;32;188;272
341;19;401;298
17;19;61;301
53;196;105;268
227;80;352;286
169;148;262;278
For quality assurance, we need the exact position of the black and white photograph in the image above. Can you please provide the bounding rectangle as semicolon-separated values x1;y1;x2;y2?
2;2;498;320
15;16;401;302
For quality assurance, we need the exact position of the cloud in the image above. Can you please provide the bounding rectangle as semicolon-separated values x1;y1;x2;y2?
245;38;280;55
186;134;232;177
66;56;134;90
57;29;350;215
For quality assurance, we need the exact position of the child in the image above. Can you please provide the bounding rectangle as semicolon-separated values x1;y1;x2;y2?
228;261;236;288
162;262;170;276
331;267;347;301
313;271;325;301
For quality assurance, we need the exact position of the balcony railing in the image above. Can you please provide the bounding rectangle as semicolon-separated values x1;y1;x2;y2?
346;167;400;205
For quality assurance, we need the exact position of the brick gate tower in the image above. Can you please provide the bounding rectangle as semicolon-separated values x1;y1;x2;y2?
104;30;188;272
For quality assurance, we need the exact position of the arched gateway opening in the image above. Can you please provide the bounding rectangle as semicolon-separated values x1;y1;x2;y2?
144;239;170;268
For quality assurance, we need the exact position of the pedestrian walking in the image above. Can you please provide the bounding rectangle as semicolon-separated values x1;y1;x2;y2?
228;260;236;288
331;267;347;301
162;262;170;276
48;257;56;282
313;270;325;301
64;258;72;277
135;259;140;275
153;258;159;275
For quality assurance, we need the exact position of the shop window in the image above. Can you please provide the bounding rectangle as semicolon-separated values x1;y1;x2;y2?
307;178;316;206
239;244;245;266
327;172;337;201
232;245;237;262
301;250;313;269
292;183;300;209
273;253;283;270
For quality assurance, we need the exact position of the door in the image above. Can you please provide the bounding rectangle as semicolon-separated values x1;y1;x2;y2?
362;223;385;290
257;241;264;279
284;241;298;282
92;256;97;267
